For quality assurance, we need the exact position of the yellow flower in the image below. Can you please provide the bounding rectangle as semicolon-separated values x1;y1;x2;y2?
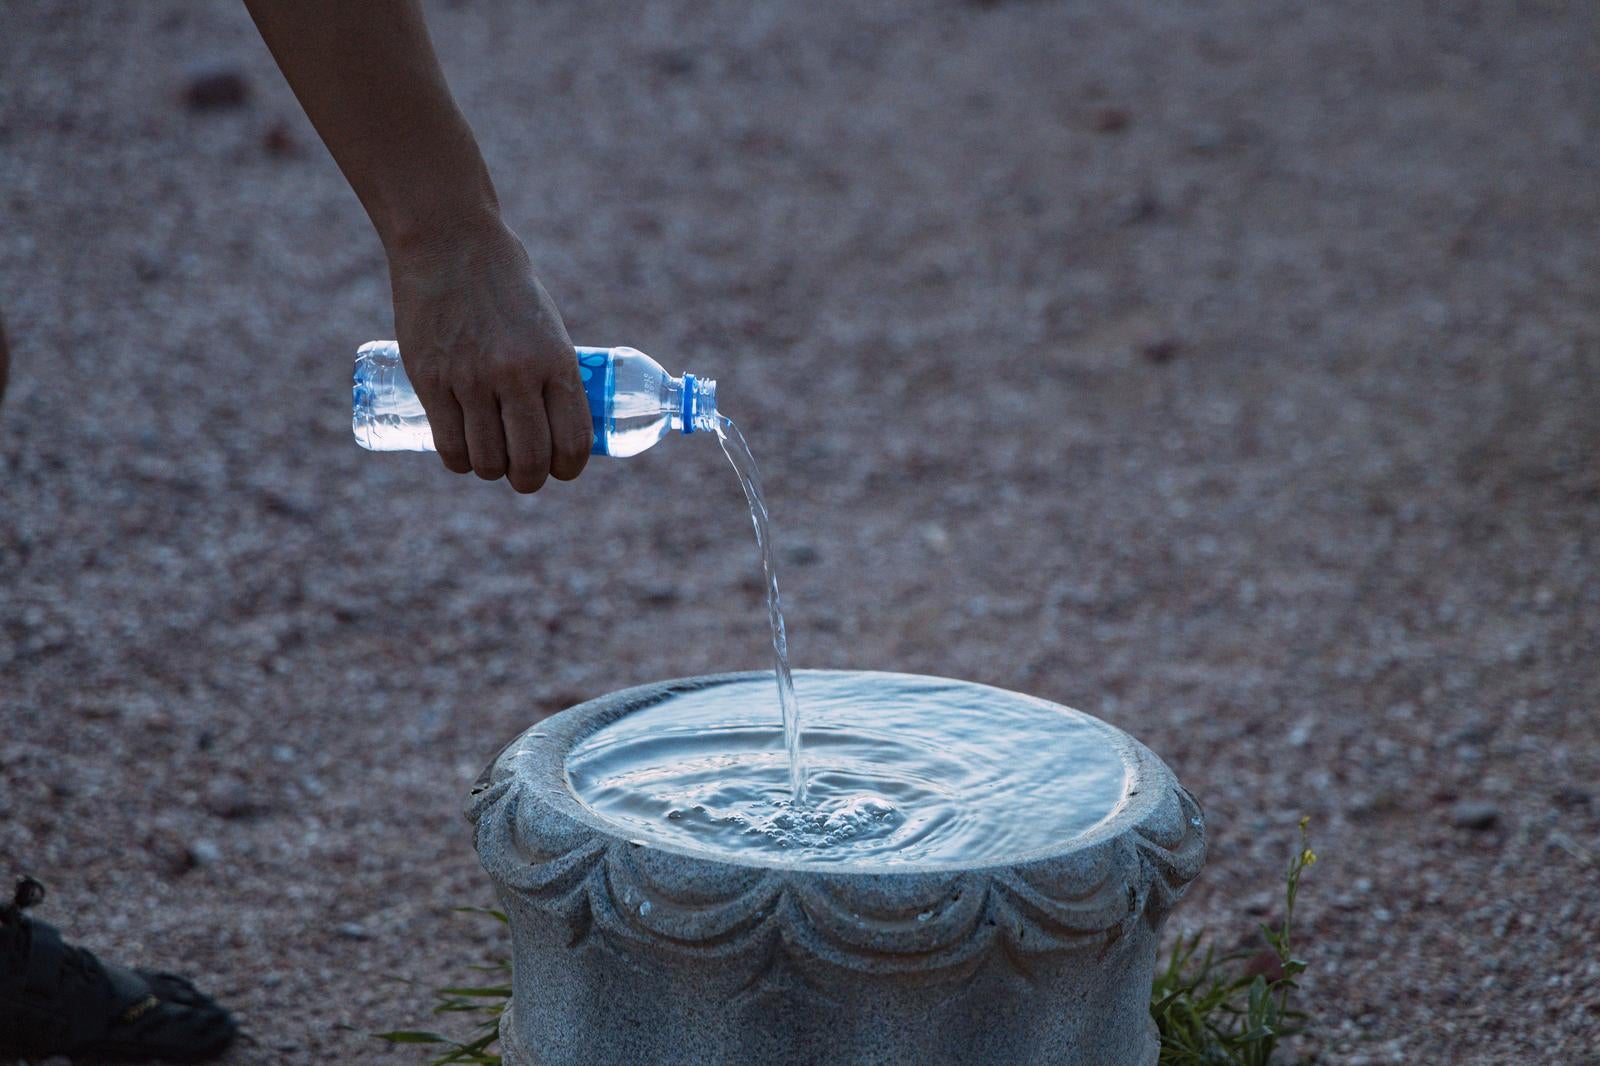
1301;849;1317;866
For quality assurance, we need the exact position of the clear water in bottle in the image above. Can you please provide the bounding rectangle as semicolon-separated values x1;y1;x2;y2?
351;341;718;457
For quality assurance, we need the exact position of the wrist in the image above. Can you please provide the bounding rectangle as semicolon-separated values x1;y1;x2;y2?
382;199;518;277
367;130;505;266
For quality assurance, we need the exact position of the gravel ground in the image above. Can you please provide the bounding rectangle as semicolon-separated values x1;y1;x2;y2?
3;2;1598;1062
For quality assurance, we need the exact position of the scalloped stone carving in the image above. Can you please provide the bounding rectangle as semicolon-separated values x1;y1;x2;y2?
468;672;1205;1066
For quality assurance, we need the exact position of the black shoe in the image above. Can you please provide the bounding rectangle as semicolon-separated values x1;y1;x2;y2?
0;877;237;1063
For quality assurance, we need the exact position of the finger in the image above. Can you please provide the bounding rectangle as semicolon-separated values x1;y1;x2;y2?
458;389;509;481
416;385;471;474
502;392;552;494
544;375;592;482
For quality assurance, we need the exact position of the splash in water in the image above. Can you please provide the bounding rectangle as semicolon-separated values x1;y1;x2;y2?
714;415;806;804
566;672;1133;867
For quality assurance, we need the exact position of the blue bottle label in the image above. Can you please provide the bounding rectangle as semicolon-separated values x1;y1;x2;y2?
576;347;614;455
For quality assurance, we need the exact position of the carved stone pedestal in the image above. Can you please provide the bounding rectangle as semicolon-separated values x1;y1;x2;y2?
468;672;1204;1066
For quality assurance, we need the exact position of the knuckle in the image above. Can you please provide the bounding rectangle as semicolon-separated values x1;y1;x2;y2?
503;379;543;410
432;433;469;467
560;425;592;457
429;420;465;447
480;444;510;473
470;442;508;480
414;379;453;414
559;430;589;462
402;350;444;389
508;461;549;493
550;455;587;482
550;371;587;405
563;419;595;450
547;356;580;386
457;365;491;397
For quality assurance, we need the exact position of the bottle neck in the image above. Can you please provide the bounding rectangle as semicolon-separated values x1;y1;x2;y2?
677;373;718;434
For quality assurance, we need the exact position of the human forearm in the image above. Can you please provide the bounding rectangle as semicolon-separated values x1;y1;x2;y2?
247;0;590;492
243;0;497;254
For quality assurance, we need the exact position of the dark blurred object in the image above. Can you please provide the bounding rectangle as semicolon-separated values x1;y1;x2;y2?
1141;337;1182;364
262;118;300;157
649;48;697;78
1450;801;1500;831
785;543;821;566
131;250;166;284
1093;106;1131;133
1552;787;1591;810
183;63;250;111
203;777;273;821
1119;189;1161;225
1242;948;1286;983
0;310;9;407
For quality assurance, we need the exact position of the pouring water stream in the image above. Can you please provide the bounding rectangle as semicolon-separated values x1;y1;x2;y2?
714;414;807;805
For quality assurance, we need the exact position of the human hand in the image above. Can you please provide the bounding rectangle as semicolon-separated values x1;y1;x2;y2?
387;216;590;493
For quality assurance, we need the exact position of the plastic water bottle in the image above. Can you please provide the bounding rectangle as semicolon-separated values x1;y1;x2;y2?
351;341;718;457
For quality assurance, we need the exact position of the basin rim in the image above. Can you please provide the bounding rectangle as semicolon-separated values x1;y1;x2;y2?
467;671;1204;971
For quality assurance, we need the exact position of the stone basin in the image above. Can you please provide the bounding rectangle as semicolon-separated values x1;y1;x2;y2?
467;671;1205;1066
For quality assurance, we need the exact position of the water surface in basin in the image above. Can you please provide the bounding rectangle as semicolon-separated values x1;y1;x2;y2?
565;672;1131;868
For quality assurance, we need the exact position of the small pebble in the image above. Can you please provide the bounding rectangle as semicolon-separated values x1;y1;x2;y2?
259;488;317;519
131;251;166;284
1117;189;1161;225
182;63;250;111
187;839;222;866
204;778;264;820
1552;787;1591;809
1093;106;1131;133
1141;338;1182;364
1242;949;1285;981
1187;121;1227;154
649;48;697;77
639;582;680;606
262;119;299;157
785;543;821;566
1450;801;1500;831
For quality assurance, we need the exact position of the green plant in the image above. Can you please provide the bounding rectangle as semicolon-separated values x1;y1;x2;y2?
1149;817;1317;1065
381;825;1319;1066
374;907;512;1065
